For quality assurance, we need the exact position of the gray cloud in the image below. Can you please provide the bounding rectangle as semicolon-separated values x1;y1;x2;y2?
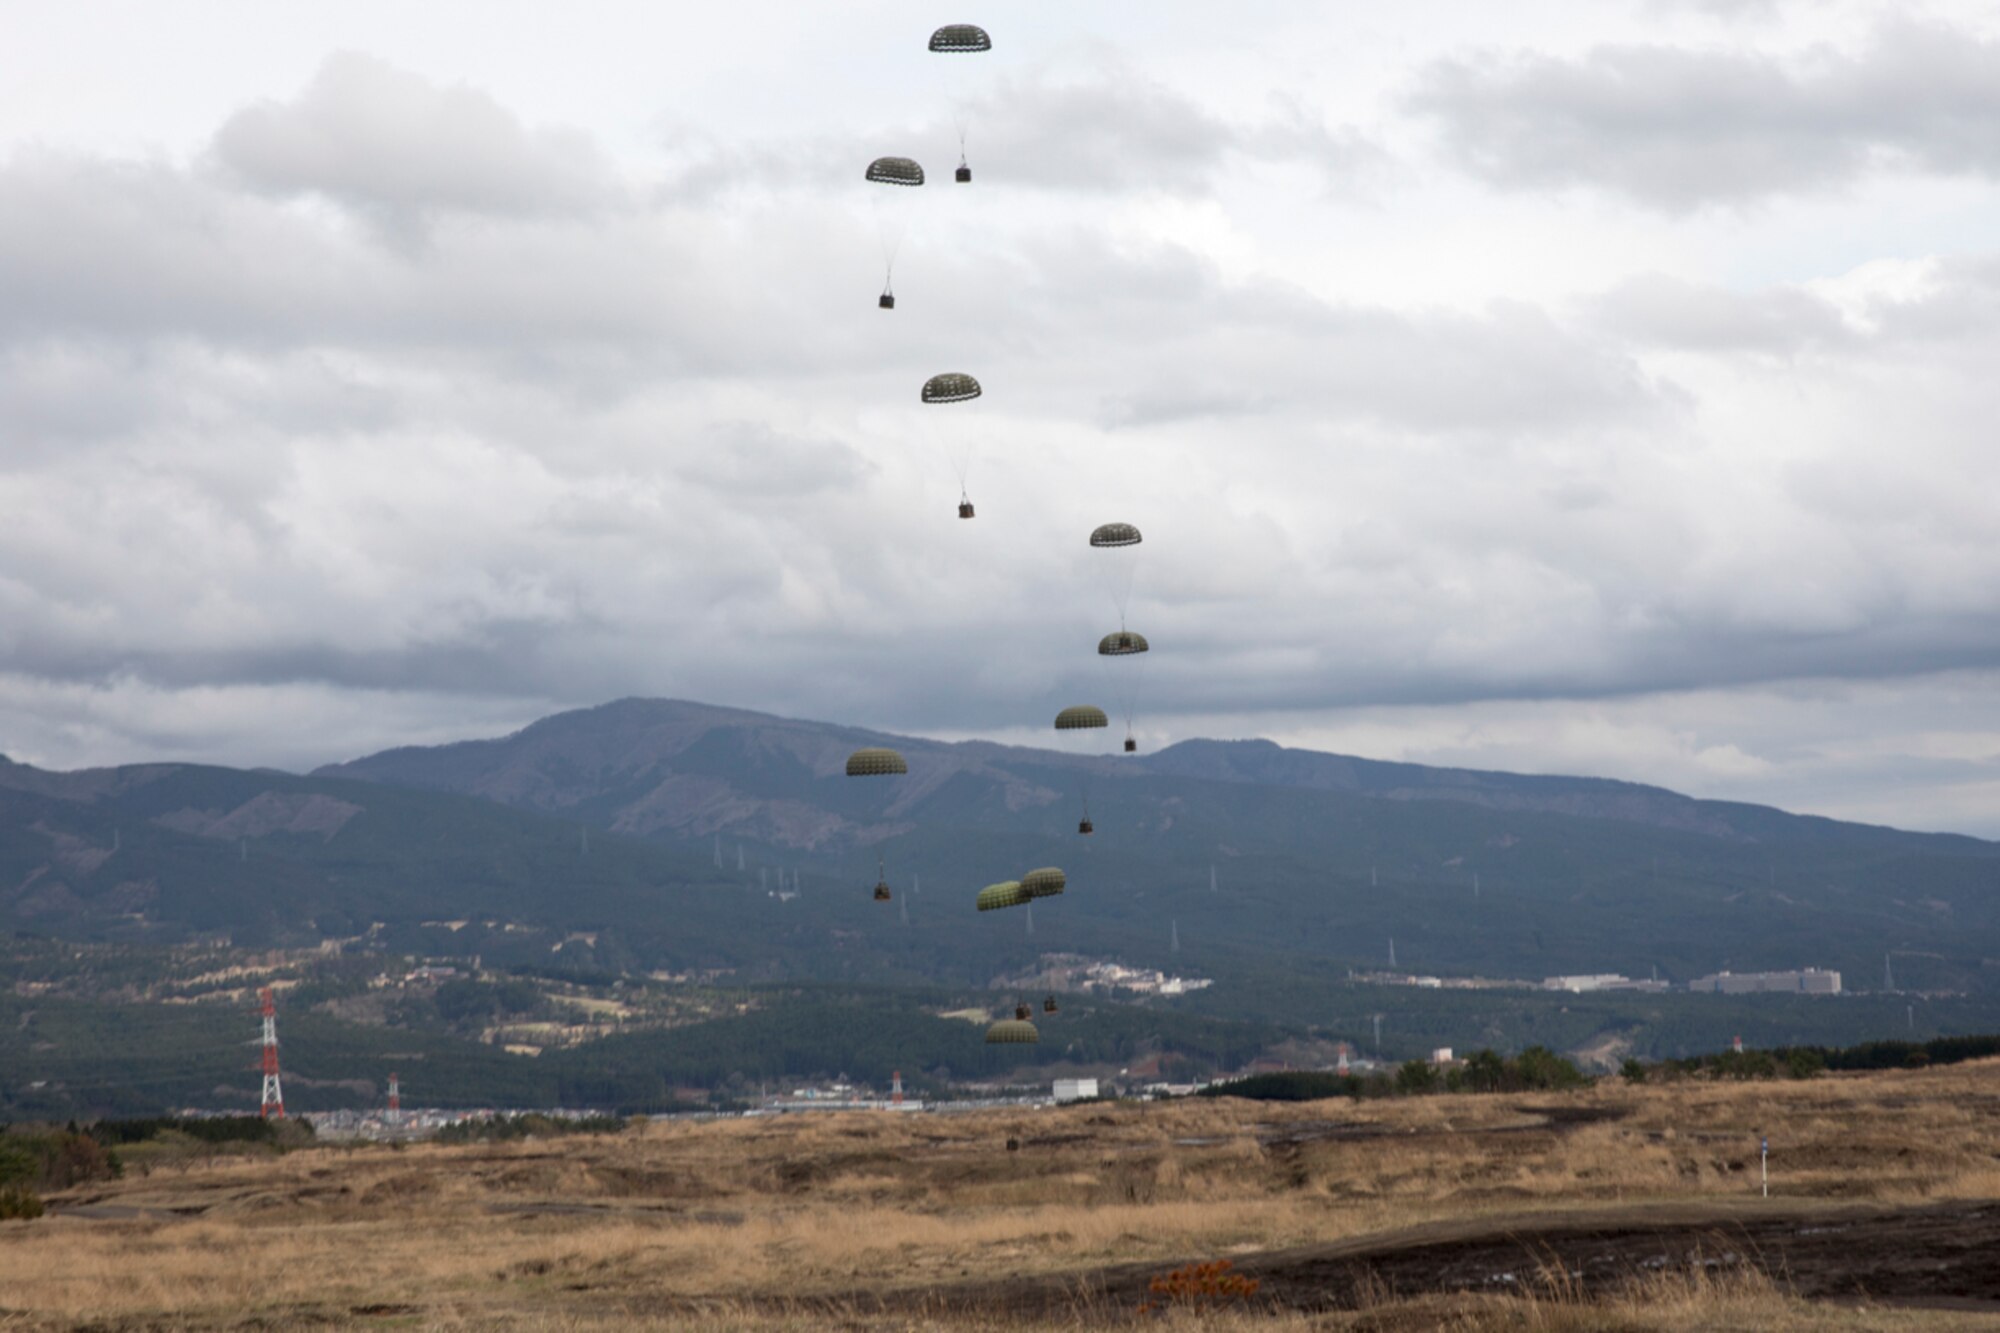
211;52;617;229
1587;273;1852;353
964;71;1382;195
659;66;1383;202
1644;0;1784;20
0;107;1989;738
1410;19;2000;209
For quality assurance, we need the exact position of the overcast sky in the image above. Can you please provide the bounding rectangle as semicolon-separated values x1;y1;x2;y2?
4;1;2000;834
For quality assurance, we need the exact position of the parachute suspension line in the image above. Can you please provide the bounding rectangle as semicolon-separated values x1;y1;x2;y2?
941;440;975;517
1099;558;1134;631
1121;651;1150;735
880;230;904;294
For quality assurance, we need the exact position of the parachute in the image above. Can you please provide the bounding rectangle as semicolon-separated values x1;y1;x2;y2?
922;372;982;404
865;156;925;186
922;373;984;516
928;27;992;181
1089;522;1142;549
865;157;924;307
1021;867;1066;898
1099;630;1149;657
929;24;992;52
976;880;1030;911
846;747;908;776
985;1017;1038;1044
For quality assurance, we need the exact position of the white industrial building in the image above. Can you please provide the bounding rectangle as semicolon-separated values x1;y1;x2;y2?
1687;968;1841;995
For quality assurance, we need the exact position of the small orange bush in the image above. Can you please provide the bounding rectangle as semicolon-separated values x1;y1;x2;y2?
1138;1258;1261;1314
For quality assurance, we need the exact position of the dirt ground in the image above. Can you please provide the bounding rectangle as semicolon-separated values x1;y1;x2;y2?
5;1061;2000;1329
928;1199;2000;1319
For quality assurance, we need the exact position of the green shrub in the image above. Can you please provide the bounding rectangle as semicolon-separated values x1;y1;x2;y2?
1512;1046;1588;1090
40;1132;118;1190
0;1185;43;1221
1395;1060;1439;1095
1784;1047;1825;1080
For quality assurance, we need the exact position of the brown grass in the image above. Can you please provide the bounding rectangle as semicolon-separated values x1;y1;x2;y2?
1;1060;1997;1329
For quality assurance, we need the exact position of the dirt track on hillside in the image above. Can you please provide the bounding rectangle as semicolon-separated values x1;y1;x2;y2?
907;1200;2000;1317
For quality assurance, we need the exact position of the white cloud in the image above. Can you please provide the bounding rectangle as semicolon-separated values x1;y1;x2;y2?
1410;18;2000;210
0;13;1997;837
211;52;617;230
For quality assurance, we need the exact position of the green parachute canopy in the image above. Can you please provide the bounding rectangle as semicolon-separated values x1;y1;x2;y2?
1021;867;1067;898
976;881;1030;912
1098;631;1150;656
922;372;982;404
1090;522;1142;548
1054;705;1109;730
865;156;925;186
845;747;908;777
930;24;992;53
985;1018;1038;1044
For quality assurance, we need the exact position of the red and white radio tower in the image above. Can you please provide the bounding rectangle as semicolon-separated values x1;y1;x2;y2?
890;1070;903;1107
258;986;286;1119
387;1072;401;1124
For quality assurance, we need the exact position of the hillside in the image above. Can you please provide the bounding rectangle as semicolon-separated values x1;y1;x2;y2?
10;699;1999;995
314;698;2000;995
8;700;2000;1115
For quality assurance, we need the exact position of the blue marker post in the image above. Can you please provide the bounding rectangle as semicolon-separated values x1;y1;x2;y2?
1760;1135;1769;1198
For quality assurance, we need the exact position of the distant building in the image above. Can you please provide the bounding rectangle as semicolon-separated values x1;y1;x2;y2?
1541;974;1672;994
1687;968;1841;995
1053;1078;1099;1103
1542;974;1628;993
1429;1047;1455;1065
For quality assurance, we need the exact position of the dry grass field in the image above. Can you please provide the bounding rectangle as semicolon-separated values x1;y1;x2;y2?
4;1061;2000;1330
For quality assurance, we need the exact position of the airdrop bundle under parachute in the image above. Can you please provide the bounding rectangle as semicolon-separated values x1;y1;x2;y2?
928;26;991;180
921;373;985;516
865;157;924;307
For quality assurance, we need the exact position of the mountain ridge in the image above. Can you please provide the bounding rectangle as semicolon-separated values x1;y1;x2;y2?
7;696;1998;1007
313;696;1982;850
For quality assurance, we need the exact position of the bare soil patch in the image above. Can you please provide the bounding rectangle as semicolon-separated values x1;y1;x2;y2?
915;1200;2000;1319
